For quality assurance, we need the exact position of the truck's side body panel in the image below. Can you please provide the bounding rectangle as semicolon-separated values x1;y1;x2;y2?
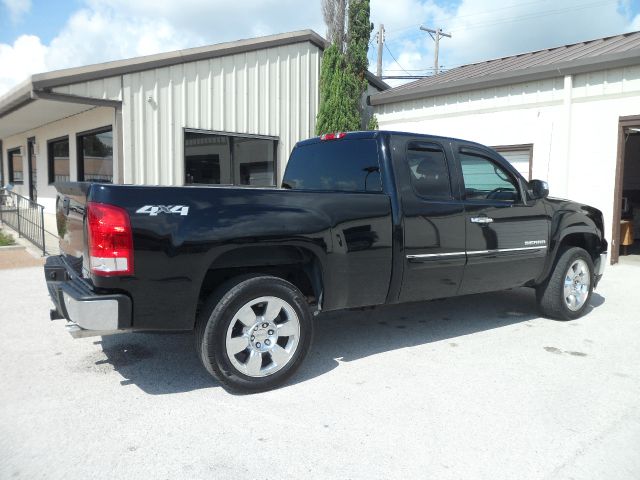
57;184;393;330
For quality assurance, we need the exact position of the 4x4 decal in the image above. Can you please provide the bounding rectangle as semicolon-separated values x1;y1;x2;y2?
136;205;190;216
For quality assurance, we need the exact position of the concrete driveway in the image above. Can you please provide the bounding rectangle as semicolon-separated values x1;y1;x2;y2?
1;263;639;479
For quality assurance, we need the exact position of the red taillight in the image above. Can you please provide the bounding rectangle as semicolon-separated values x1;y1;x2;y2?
320;132;347;141
87;202;134;276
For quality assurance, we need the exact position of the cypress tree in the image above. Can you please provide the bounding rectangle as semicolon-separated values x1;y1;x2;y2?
316;0;375;135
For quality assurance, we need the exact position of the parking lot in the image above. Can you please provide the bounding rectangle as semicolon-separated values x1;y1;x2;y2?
1;262;639;479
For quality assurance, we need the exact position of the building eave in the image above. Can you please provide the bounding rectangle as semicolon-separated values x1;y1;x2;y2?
30;30;326;91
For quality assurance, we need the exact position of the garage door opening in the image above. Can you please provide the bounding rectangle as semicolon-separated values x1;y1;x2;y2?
492;144;533;180
613;116;640;264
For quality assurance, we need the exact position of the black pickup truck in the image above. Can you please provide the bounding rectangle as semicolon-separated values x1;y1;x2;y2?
45;131;607;392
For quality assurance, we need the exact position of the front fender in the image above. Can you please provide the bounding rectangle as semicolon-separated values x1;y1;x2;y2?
536;203;606;285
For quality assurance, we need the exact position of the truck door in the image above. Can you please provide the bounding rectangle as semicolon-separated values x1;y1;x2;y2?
393;137;467;302
453;143;549;294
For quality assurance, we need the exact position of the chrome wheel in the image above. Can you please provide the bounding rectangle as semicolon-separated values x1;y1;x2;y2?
563;259;591;311
225;296;300;378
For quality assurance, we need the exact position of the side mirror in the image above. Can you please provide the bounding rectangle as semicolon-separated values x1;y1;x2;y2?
529;179;549;200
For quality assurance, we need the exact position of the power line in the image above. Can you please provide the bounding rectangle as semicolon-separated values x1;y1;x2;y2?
385;0;617;40
384;43;411;75
450;0;618;33
388;0;561;36
383;68;440;72
382;75;431;80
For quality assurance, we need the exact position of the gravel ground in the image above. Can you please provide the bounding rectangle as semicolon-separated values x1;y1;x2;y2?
0;263;639;479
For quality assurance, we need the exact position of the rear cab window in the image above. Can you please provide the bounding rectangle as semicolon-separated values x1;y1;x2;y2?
282;139;382;192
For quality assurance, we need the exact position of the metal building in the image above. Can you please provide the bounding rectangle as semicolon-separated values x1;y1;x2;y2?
0;30;387;213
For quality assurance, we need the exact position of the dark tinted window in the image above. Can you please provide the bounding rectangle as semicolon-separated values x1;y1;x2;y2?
406;143;451;199
283;139;381;192
8;148;23;184
48;138;70;183
234;137;276;186
185;131;276;186
79;128;113;183
459;152;518;202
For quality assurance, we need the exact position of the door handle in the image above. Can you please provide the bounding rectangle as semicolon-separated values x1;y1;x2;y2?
470;216;493;224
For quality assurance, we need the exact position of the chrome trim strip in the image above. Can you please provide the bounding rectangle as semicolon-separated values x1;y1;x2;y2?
406;246;547;259
406;252;466;259
466;246;548;255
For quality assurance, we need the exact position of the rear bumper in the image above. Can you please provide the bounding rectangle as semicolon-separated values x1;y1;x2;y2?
45;256;132;337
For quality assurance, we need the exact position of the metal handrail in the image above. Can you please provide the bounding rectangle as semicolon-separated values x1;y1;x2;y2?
0;187;46;255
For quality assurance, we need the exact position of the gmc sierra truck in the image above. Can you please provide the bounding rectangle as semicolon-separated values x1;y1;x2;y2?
45;131;607;392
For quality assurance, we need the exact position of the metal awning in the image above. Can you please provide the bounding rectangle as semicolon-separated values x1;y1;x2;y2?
0;88;121;138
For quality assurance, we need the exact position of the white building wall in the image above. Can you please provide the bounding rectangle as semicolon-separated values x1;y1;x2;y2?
1;107;116;212
375;65;640;248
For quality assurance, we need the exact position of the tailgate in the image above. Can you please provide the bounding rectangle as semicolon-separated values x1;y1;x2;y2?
55;182;90;272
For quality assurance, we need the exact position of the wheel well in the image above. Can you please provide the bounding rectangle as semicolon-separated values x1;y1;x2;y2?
196;246;323;319
559;232;601;261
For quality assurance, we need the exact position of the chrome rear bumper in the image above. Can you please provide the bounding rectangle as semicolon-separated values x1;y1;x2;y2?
45;256;132;338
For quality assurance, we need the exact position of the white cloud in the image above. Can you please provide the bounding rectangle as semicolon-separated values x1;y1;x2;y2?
0;34;46;95
2;0;31;23
0;0;324;96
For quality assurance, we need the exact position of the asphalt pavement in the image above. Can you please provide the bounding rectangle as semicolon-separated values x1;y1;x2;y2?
0;263;639;479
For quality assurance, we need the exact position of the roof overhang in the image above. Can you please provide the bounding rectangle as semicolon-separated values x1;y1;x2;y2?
370;48;640;106
0;90;122;138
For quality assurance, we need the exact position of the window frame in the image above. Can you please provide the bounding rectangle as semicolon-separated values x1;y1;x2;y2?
76;126;113;183
47;135;70;184
404;140;454;201
183;128;279;187
7;147;23;185
457;147;523;204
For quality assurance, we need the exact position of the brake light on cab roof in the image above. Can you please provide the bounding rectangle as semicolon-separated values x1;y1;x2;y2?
320;132;347;141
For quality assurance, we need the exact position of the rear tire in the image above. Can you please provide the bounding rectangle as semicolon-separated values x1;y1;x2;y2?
195;275;313;393
536;247;594;320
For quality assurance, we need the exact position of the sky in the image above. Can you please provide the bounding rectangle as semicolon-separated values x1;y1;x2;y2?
1;0;639;96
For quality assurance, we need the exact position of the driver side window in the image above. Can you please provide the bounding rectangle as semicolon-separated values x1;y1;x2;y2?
459;152;519;202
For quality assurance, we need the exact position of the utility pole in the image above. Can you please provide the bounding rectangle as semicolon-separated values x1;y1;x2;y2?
376;24;385;78
420;26;451;74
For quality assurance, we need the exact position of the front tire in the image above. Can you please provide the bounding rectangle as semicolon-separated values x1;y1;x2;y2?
536;247;594;320
195;275;313;393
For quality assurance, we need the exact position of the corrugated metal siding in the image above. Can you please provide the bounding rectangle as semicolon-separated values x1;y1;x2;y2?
53;41;320;186
122;42;319;185
53;76;122;101
376;77;565;122
572;64;640;98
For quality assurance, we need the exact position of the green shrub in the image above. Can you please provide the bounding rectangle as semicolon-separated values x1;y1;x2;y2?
0;231;16;246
